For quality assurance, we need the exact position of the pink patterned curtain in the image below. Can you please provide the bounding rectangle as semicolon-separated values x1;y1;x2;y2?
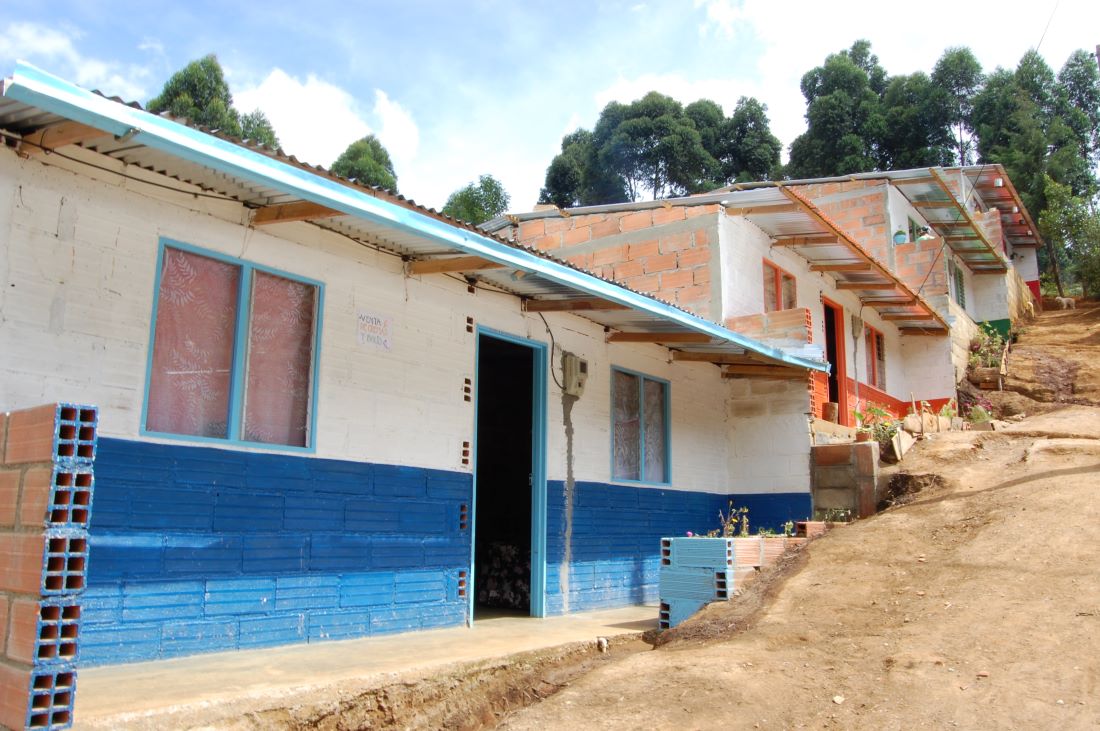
146;248;239;438
242;271;317;446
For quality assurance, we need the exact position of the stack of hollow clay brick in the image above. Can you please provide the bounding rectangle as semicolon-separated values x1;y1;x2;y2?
0;404;97;731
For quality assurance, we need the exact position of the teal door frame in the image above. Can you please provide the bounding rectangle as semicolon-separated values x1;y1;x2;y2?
471;327;549;619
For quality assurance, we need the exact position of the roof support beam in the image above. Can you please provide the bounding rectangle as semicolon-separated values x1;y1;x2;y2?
23;121;106;155
722;364;805;379
880;312;937;321
253;201;343;225
607;332;713;344
809;262;872;272
835;282;896;291
407;256;504;275
725;203;800;216
893;176;937;186
861;297;915;304
672;351;756;364
898;328;947;336
771;235;838;246
523;297;629;312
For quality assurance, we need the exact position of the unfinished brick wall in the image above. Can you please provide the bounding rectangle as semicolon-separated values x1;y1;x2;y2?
0;403;98;731
723;307;812;346
792;181;890;263
507;205;720;318
893;237;949;296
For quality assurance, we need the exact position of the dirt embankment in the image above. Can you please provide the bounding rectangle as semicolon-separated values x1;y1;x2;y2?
1002;301;1100;406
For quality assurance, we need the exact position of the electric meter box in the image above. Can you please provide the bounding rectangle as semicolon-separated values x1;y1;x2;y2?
562;352;588;397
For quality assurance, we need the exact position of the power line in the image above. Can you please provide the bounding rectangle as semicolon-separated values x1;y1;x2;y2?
1036;0;1060;52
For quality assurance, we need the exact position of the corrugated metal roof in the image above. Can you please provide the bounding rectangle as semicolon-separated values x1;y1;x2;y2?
0;63;827;374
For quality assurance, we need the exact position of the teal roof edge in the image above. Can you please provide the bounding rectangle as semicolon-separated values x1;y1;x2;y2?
6;61;827;373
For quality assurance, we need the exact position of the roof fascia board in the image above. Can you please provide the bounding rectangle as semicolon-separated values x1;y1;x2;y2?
5;61;825;373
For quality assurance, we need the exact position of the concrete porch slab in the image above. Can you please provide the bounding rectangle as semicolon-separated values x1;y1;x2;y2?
72;603;658;729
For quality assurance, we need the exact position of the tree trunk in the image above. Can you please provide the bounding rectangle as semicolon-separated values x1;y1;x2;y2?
1046;238;1065;297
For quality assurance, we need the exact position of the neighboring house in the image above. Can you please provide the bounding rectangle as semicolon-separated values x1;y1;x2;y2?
781;165;1040;379
0;63;828;666
488;166;1040;427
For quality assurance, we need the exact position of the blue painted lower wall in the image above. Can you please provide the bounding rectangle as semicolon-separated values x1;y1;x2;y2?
83;438;472;665
544;481;811;614
83;439;811;665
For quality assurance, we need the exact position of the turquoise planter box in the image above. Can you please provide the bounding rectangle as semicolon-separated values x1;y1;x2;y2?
660;536;735;569
659;566;733;602
659;598;708;630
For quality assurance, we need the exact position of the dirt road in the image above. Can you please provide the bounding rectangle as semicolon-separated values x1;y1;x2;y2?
497;305;1100;730
1006;301;1100;405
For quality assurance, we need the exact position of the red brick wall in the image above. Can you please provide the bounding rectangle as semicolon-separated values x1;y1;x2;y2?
508;205;719;315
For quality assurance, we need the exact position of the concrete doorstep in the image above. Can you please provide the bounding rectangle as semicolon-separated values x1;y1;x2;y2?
71;604;658;729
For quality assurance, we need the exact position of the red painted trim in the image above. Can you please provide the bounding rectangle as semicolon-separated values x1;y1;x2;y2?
846;379;953;420
1026;280;1040;299
822;297;848;426
763;259;796;312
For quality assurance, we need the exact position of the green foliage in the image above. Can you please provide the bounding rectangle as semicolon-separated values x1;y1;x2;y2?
441;174;511;225
593;92;717;200
706;501;749;538
932;47;984;164
879;72;954;168
967;404;991;423
967;326;1006;370
787;40;889;177
539;128;627;208
853;402;898;450
539;92;780;204
721;97;783;183
1040;176;1100;298
331;134;398;192
148;54;279;148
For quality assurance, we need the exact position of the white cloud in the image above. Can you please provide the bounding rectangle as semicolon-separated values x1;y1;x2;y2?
694;0;748;39
234;69;370;165
234;69;420;178
372;89;420;174
0;21;150;100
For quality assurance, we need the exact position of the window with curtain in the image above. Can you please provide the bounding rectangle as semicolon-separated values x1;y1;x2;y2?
763;260;796;312
612;368;669;484
145;244;321;448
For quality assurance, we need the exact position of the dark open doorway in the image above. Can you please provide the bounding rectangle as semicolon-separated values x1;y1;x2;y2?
822;299;848;426
474;334;534;618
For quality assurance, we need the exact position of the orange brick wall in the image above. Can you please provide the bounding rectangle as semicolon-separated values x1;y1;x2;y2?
892;237;949;296
723;307;812;344
792;181;890;263
508;205;720;316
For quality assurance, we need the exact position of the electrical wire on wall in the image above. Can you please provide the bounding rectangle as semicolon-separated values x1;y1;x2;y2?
536;311;566;391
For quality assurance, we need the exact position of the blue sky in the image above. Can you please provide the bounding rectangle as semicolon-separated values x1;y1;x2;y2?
2;1;1097;210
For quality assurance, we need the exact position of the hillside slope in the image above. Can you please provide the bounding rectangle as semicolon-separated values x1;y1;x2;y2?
500;306;1100;730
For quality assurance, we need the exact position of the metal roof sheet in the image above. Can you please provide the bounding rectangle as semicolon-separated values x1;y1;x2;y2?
0;62;827;373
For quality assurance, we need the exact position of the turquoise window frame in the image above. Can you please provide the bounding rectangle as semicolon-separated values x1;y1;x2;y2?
610;366;672;485
140;237;325;453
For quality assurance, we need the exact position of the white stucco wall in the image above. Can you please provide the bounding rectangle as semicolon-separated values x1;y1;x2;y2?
716;214;952;406
1015;247;1040;283
0;148;744;495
